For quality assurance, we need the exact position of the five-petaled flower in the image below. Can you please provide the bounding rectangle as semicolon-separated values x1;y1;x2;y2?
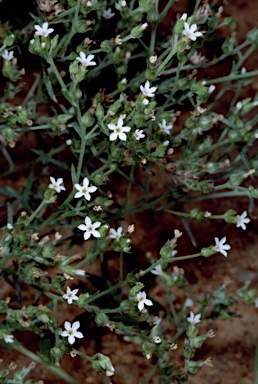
108;117;131;141
158;119;173;134
214;236;231;257
63;286;79;304
78;216;101;240
133;129;145;140
1;50;14;61
76;52;96;67
61;321;83;345
236;211;250;230
4;335;14;343
187;311;201;325
102;8;115;19
182;22;203;41
140;81;157;97
74;177;97;201
109;227;123;240
49;177;66;193
137;291;153;311
34;22;54;37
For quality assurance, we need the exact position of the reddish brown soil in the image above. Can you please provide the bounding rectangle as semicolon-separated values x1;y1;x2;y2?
1;1;258;383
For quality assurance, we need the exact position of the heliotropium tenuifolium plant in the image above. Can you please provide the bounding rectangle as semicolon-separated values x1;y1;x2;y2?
0;0;258;382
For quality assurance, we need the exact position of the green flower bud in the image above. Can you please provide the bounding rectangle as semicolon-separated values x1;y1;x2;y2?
50;35;59;51
174;19;185;34
69;60;79;75
119;300;131;312
78;293;90;307
129;284;144;298
201;246;216;257
4;34;15;46
142;342;152;359
95;312;109;327
95;104;104;120
50;346;64;363
131;23;148;38
82;111;95;128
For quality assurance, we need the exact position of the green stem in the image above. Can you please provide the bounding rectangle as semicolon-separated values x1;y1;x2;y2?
27;199;47;223
11;342;80;384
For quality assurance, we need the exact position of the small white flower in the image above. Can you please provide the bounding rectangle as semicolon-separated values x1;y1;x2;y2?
214;236;231;257
4;335;14;343
74;177;97;201
185;298;194;307
140;81;157;97
76;52;96;67
187;311;201;324
41;42;46;48
171;250;178;257
133;129;145;140
181;13;187;21
30;39;35;44
208;84;216;93
102;8;115;19
1;49;14;61
7;223;13;230
108;117;131;141
34;22;54;37
137;291;153;311
63;286;79;304
151;265;163;276
49;176;66;193
78;216;101;240
61;321;83;345
109;227;123;240
121;0;127;6
183;22;203;41
74;269;86;276
236;211;250;230
158;119;173;134
66;139;72;145
142;98;149;105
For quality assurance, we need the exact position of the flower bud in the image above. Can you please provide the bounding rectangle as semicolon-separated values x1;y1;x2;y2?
4;34;15;46
131;23;148;38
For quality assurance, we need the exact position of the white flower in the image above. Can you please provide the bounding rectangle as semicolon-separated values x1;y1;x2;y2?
208;84;216;93
121;0;127;6
214;236;231;257
187;311;201;324
66;139;72;145
172;250;178;257
63;286;79;304
74;177;97;201
4;335;14;343
109;227;123;240
236;211;250;230
76;52;96;67
185;298;194;307
142;98;149;105
181;13;187;21
102;8;115;19
34;22;54;37
61;321;83;345
133;129;145;140
158;119;173;134
7;223;13;229
74;269;86;276
183;22;203;41
49;176;66;193
137;291;153;311
78;216;101;240
108;117;131;141
151;265;163;276
140;81;157;97
1;49;14;61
